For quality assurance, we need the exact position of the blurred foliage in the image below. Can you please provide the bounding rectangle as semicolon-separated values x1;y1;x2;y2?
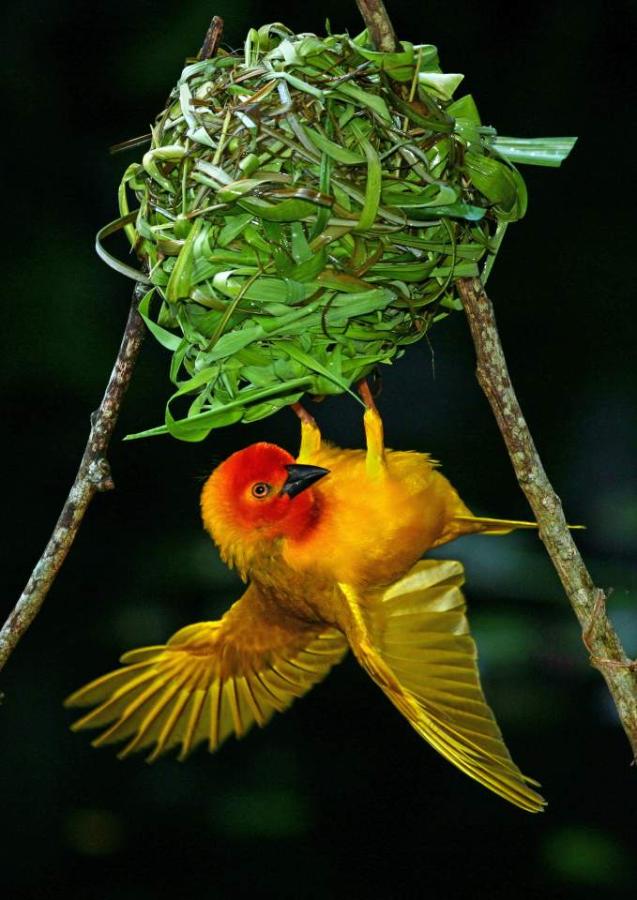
2;1;637;899
541;825;633;888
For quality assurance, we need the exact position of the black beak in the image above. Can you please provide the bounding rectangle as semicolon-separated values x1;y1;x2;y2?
282;464;330;498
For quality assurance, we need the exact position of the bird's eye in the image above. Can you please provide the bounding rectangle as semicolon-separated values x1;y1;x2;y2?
251;482;272;499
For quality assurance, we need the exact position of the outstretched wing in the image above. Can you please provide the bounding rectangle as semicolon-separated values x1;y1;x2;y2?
66;584;348;762
340;559;545;813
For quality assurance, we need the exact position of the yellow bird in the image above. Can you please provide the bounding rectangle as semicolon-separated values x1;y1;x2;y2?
67;401;545;812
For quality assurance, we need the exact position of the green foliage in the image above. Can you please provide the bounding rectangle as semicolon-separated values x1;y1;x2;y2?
97;23;576;440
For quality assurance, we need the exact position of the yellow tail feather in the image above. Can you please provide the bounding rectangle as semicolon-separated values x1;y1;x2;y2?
454;514;584;537
454;514;539;535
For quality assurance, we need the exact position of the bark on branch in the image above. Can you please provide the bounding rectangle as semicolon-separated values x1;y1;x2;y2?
457;277;637;757
355;0;398;52
355;1;637;758
0;17;226;677
0;287;146;673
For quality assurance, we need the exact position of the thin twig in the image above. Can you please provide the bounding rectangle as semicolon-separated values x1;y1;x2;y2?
457;277;637;756
0;15;227;678
354;1;637;758
198;15;224;61
0;285;146;673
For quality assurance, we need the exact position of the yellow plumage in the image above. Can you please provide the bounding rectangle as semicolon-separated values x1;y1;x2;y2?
283;409;537;589
67;590;347;762
67;406;545;812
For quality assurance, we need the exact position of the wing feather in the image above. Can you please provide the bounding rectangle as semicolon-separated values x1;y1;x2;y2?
208;679;223;751
237;675;268;728
66;584;348;761
341;559;545;813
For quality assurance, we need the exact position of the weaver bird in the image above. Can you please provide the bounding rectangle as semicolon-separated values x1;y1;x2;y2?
67;400;545;812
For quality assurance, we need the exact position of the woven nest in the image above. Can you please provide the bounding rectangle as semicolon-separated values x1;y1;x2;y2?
99;23;575;441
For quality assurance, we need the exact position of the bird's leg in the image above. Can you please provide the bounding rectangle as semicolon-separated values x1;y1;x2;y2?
358;379;386;476
292;402;322;460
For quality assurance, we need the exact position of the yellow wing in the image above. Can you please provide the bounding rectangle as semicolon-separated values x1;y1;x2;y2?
66;584;348;762
339;559;545;813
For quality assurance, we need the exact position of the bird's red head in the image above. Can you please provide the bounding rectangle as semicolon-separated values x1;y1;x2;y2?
200;442;329;575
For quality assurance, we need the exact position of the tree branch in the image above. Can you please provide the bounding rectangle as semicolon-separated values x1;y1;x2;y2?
355;0;398;51
198;15;224;60
0;286;146;674
457;277;637;756
355;1;637;758
0;17;226;677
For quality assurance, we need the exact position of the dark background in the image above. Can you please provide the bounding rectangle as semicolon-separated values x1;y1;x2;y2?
3;1;636;897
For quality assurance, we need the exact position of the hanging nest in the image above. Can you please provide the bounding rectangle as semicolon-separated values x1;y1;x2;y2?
99;23;575;440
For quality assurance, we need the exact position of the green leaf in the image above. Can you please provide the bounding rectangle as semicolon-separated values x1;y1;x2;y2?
303;126;366;165
324;287;395;319
289;221;312;263
142;145;186;192
138;289;182;350
266;70;325;100
282;344;364;403
447;94;482;124
237;197;324;222
335;82;392;123
381;183;458;208
216;176;284;202
418;71;464;100
350;121;381;232
390;92;454;132
211;272;317;304
165;377;314;441
216;214;252;248
287;247;328;282
463;151;528;220
490;136;578;167
407;202;487;221
350;40;416;82
165;218;204;302
95;213;151;283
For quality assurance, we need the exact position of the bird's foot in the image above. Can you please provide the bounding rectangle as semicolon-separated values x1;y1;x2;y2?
358;380;385;476
292;402;322;460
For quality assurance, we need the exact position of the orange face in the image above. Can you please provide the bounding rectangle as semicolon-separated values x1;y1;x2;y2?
200;443;329;565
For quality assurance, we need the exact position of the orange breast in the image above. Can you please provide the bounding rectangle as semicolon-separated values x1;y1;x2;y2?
282;446;461;589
